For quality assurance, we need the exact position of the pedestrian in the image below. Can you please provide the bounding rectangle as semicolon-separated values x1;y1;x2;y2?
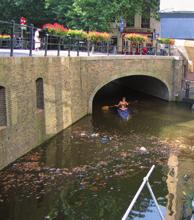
34;28;41;51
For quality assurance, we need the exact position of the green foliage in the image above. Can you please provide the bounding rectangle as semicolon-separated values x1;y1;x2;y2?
45;0;74;24
66;0;159;31
158;38;175;45
66;0;113;31
0;0;160;31
67;29;87;39
0;0;48;26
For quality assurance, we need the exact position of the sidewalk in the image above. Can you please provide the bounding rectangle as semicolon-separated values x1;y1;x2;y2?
0;49;115;57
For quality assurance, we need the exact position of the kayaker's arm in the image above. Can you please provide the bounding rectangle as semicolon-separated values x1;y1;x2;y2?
115;101;121;107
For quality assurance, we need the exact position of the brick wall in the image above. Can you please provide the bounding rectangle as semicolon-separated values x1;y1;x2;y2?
0;56;183;169
0;57;88;170
0;86;7;126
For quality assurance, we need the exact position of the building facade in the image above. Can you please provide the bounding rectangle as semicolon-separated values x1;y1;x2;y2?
111;14;160;53
160;0;194;39
160;0;194;73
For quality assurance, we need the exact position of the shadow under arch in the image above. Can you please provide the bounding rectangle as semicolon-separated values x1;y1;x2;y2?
88;74;171;114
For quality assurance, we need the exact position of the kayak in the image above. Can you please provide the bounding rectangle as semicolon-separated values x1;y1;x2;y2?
117;108;132;121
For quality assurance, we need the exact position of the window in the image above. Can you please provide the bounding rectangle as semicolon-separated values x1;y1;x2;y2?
126;16;135;27
0;86;7;127
36;78;44;110
141;8;150;28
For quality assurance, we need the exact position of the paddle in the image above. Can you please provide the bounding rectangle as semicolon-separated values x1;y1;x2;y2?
101;105;116;111
101;100;138;111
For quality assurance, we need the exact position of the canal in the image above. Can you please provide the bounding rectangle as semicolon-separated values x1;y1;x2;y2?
1;84;194;220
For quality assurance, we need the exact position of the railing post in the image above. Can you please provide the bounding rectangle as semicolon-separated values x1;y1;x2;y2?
57;37;61;56
44;33;48;57
124;39;127;55
137;43;140;55
107;41;109;56
68;37;71;57
155;41;158;56
77;38;80;56
146;181;165;220
121;165;165;220
113;45;117;55
20;27;24;49
168;44;171;56
10;20;15;57
29;24;34;56
185;81;190;98
87;40;90;56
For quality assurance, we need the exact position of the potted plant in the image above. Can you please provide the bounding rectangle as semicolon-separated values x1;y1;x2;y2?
0;34;11;39
67;29;87;40
87;31;111;53
124;34;148;54
43;23;68;36
158;38;175;55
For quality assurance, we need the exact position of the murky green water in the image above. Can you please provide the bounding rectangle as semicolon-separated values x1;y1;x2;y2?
1;88;194;220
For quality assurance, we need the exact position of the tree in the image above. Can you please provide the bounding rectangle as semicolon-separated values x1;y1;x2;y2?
110;0;159;23
67;0;114;31
57;0;159;31
0;0;50;26
0;0;159;30
45;0;74;25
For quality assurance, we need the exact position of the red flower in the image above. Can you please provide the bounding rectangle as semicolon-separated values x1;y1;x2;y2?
43;23;68;35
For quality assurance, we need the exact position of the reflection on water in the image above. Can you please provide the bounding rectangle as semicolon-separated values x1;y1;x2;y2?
1;89;194;220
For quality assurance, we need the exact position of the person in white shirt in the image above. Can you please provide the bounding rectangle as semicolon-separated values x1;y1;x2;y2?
34;29;41;51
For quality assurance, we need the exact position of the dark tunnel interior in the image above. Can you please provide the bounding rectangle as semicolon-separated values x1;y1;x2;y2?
92;75;170;111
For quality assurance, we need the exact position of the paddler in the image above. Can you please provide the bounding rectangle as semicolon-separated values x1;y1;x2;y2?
115;97;129;110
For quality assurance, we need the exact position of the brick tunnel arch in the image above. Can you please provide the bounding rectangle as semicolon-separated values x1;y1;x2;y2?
88;74;171;113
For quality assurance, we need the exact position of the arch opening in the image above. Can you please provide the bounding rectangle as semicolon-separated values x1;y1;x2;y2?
90;75;170;113
0;86;7;127
36;78;44;110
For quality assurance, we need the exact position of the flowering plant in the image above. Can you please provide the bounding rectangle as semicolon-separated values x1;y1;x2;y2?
158;38;175;45
170;39;175;45
124;33;148;44
87;31;111;42
67;29;87;39
43;23;111;41
0;34;11;39
43;23;68;36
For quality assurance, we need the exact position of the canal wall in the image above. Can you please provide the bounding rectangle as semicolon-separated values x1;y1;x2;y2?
0;56;184;169
0;57;88;170
86;56;184;112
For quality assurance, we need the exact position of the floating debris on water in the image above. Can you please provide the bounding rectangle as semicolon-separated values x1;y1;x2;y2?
100;136;110;144
139;147;148;153
80;132;87;137
91;133;99;137
1;103;194;220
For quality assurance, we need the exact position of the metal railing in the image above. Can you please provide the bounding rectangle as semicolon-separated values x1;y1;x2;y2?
0;20;174;57
182;80;194;99
122;165;165;220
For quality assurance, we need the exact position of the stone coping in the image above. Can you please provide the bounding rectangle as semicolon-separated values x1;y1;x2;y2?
0;55;180;61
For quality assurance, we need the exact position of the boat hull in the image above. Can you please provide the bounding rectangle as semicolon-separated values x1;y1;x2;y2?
117;108;131;121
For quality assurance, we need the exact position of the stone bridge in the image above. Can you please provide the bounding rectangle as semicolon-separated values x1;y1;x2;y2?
83;56;183;113
0;56;184;169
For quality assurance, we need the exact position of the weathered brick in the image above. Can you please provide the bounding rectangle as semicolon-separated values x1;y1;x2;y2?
0;56;183;169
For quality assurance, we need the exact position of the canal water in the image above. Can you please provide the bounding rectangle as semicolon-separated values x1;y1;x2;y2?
1;86;194;220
